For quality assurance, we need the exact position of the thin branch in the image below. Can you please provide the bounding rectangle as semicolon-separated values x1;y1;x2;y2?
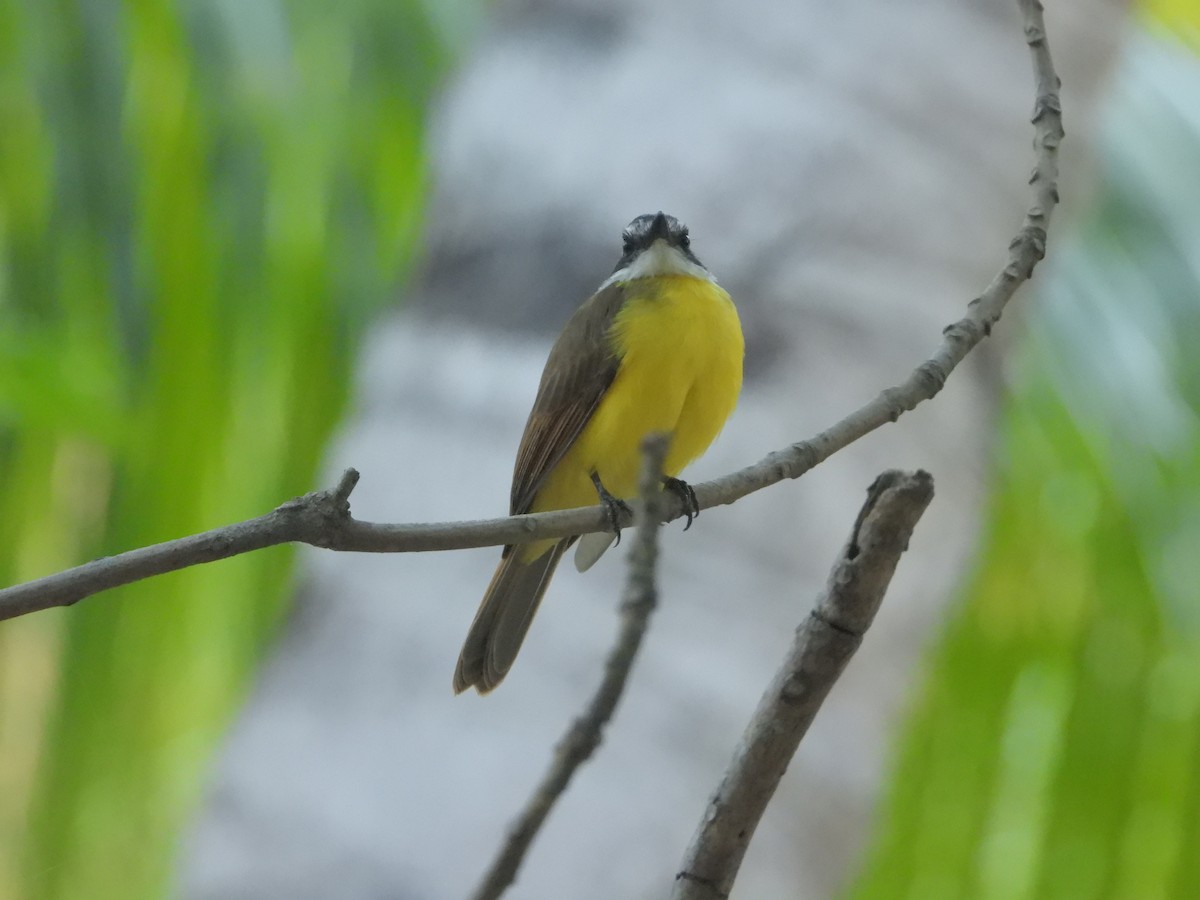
699;0;1062;517
469;434;670;900
671;470;936;900
0;470;362;621
0;0;1062;624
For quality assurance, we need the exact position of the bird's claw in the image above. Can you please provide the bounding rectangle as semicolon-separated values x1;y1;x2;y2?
590;472;632;545
663;476;700;530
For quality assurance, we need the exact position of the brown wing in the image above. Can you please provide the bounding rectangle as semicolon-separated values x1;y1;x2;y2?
509;282;627;517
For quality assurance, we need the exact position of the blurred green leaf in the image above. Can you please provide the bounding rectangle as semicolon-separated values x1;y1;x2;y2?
0;0;467;897
1143;0;1200;48
849;34;1200;900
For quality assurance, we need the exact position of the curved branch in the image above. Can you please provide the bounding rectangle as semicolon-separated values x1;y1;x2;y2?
0;0;1061;625
671;470;935;900
672;3;1058;896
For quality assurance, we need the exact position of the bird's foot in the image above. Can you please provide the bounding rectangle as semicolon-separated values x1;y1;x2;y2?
663;477;700;530
590;471;632;546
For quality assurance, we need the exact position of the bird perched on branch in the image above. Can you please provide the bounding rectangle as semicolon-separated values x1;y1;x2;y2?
453;211;744;694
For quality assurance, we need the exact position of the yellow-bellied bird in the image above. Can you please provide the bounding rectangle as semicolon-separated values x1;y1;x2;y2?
454;212;744;694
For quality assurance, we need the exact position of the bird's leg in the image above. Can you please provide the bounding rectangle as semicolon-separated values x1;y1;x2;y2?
662;477;700;531
589;471;632;546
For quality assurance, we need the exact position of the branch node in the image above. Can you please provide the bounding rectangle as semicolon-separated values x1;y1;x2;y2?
879;388;905;423
785;441;819;478
810;607;863;639
914;360;948;399
1031;93;1063;121
205;533;233;559
778;672;808;704
332;468;361;506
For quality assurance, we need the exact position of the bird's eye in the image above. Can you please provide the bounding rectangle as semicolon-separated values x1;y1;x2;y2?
679;231;691;250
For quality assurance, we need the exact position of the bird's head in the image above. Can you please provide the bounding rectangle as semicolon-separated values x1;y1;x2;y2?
606;211;712;284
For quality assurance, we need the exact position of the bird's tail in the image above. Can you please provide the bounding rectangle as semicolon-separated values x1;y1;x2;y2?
453;541;568;694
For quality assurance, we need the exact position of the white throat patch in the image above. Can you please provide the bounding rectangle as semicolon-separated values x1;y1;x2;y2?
599;240;715;290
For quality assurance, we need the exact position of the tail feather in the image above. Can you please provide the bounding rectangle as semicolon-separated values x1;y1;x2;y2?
453;541;568;694
573;530;617;572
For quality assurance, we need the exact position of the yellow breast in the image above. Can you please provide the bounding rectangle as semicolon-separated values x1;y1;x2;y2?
531;275;743;515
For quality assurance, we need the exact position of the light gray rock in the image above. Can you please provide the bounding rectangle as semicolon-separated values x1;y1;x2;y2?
180;1;1126;897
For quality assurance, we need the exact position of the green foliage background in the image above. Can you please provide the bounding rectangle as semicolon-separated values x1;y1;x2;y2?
0;1;465;897
849;17;1200;900
3;3;1199;900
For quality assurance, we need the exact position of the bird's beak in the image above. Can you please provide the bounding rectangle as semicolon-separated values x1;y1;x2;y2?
648;211;671;243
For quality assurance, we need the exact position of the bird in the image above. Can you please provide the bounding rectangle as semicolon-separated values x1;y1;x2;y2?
453;211;744;694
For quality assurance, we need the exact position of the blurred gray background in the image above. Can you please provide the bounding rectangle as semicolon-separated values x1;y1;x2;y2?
180;0;1127;897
